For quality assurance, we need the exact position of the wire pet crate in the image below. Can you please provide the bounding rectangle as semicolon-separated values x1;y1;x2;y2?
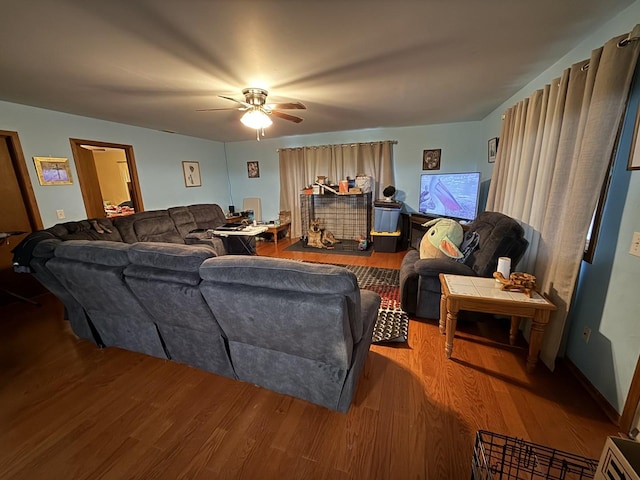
472;430;598;480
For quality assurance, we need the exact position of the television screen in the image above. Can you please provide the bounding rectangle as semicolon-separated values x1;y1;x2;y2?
419;172;481;222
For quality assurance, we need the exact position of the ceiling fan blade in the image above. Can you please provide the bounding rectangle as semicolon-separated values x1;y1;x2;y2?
219;95;251;108
196;106;246;112
270;110;304;123
266;102;306;110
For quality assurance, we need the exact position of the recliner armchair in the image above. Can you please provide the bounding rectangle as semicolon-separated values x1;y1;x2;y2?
400;211;529;319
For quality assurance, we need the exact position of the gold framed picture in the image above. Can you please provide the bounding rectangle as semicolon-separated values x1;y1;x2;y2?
182;161;201;187
33;157;73;185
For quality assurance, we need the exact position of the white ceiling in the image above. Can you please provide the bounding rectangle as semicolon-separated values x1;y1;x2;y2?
0;1;634;143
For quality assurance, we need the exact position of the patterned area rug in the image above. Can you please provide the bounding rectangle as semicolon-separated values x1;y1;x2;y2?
338;265;409;344
284;239;373;257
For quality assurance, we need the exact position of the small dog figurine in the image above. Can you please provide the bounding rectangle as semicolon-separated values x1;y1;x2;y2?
307;219;340;249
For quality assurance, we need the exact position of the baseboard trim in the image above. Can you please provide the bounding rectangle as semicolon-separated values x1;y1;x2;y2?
564;357;620;426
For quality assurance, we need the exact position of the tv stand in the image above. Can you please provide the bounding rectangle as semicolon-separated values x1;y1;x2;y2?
408;213;436;249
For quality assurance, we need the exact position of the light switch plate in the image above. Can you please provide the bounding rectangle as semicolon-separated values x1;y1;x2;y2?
56;209;65;219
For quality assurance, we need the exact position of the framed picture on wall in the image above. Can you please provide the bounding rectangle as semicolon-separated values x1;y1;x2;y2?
422;149;441;170
488;137;499;163
182;161;201;187
33;157;73;185
247;161;260;178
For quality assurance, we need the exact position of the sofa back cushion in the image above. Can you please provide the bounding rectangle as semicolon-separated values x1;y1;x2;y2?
112;210;170;243
199;256;362;353
464;211;529;277
127;241;215;273
47;240;167;358
168;206;199;237
133;216;184;243
187;204;227;230
199;256;362;409
46;219;122;242
124;242;235;378
112;210;183;244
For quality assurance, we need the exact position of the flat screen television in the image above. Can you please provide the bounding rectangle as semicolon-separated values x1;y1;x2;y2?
419;172;481;222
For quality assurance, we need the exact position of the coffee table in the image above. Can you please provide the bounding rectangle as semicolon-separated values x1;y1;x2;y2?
210;225;268;255
439;274;556;372
263;221;291;247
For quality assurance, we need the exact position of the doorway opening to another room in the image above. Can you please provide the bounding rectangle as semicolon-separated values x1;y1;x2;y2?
69;139;144;219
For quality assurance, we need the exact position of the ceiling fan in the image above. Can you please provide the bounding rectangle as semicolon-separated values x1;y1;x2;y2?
197;88;306;140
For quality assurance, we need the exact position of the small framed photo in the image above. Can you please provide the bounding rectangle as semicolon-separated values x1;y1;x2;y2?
247;161;260;178
488;137;499;163
422;149;441;170
182;161;201;187
33;157;73;185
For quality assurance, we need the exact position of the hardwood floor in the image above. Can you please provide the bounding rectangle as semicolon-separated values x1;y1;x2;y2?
0;237;618;479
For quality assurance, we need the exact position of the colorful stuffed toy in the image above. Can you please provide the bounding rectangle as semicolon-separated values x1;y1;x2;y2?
419;218;464;259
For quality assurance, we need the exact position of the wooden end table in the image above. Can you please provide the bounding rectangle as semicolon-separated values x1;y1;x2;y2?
264;222;291;247
439;274;556;372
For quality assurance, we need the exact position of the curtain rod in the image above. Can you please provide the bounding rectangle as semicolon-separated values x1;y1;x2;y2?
618;23;640;47
583;24;640;72
276;140;397;152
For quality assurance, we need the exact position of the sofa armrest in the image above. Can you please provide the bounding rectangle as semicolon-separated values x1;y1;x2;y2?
359;289;382;335
414;257;476;277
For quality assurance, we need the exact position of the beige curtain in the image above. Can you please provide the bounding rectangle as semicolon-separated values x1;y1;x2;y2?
279;141;395;238
487;29;640;370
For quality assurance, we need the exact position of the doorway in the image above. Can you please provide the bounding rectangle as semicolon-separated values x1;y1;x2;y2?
0;130;46;306
69;139;144;219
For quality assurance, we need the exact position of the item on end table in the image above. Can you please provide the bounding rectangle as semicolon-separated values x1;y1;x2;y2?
493;271;537;297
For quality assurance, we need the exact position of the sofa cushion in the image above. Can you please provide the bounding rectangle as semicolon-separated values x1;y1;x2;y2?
200;256;364;342
112;210;171;243
54;240;131;266
128;242;216;272
124;242;236;379
47;240;167;359
131;216;184;243
187;204;227;230
168;206;199;237
46;219;122;241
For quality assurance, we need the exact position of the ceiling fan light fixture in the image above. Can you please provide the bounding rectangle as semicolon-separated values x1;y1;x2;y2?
240;109;272;130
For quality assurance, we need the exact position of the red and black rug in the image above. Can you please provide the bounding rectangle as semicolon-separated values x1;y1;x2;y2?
338;264;409;344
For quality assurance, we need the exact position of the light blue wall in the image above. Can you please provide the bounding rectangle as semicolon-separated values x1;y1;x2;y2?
479;1;640;414
0;101;228;227
565;74;640;413
225;122;484;221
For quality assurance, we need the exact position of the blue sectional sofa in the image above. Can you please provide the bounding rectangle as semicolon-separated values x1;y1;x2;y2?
16;220;381;412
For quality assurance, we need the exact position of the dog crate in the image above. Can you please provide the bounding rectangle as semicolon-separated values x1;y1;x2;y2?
472;430;598;480
299;192;372;241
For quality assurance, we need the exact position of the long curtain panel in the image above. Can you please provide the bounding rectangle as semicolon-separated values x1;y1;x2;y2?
487;28;640;370
279;141;395;238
